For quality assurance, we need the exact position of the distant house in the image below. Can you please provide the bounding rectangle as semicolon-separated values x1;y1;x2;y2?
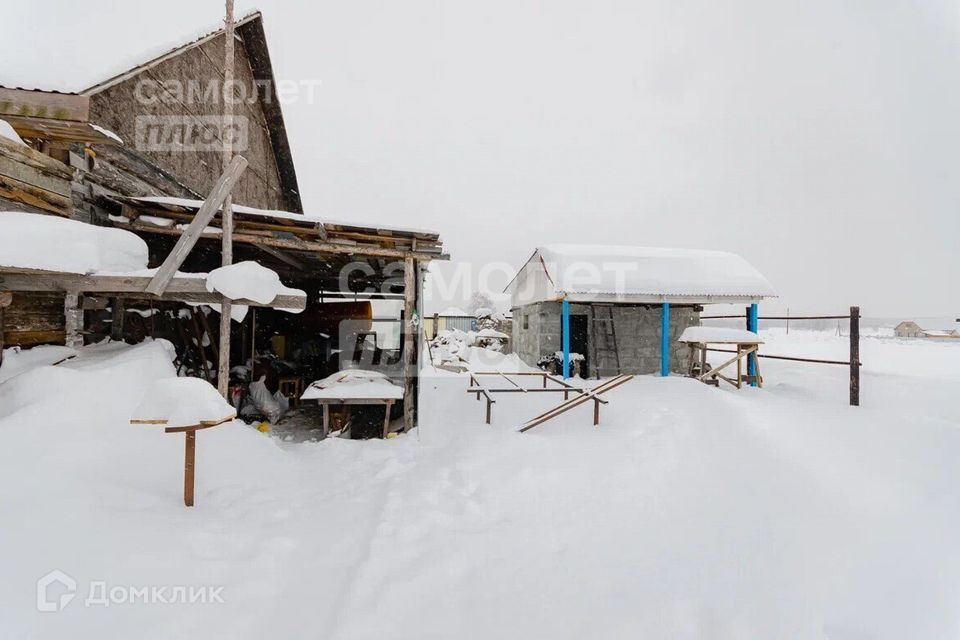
894;321;924;338
505;244;776;377
895;321;960;339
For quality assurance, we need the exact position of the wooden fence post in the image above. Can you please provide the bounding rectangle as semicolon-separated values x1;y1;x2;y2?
849;306;860;406
403;257;417;431
64;291;83;348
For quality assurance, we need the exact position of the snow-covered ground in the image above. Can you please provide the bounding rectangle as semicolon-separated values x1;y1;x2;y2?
1;330;959;639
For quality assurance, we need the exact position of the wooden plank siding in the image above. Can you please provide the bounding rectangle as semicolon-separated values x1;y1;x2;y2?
2;292;66;347
0;88;90;122
86;29;290;213
0;136;72;215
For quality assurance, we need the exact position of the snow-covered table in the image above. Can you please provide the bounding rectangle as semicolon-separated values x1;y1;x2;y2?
677;326;764;389
130;378;236;506
300;370;404;438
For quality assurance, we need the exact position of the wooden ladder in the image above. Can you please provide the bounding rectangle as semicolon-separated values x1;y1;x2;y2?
590;305;621;378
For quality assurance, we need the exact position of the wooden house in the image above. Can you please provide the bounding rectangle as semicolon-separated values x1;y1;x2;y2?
0;12;447;431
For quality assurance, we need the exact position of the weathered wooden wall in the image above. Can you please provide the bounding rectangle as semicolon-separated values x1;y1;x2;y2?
87;31;289;212
0;136;72;216
1;292;66;348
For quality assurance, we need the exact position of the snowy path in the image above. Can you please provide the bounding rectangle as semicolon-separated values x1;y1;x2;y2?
2;334;959;638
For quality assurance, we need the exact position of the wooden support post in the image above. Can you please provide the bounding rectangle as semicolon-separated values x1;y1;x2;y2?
562;299;571;379
0;291;9;362
849;305;860;406
736;345;743;389
402;257;417;431
322;403;330;438
383;401;393;438
184;430;196;507
593;397;600;426
64;290;83;348
111;297;124;341
485;397;492;424
218;0;238;399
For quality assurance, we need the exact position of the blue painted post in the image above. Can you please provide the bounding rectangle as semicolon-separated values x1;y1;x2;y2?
660;302;671;377
561;299;571;379
748;303;759;387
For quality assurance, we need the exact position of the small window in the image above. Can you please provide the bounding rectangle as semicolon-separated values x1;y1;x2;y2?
523;314;529;330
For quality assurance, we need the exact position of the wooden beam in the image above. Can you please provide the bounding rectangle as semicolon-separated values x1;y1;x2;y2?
127;222;448;262
254;243;306;270
1;115;119;145
0;88;90;122
0;270;306;310
144;155;248;296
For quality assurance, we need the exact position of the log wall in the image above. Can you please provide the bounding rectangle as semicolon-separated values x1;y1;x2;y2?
1;292;66;348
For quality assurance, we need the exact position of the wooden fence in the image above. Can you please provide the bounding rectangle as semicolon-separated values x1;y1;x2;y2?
701;306;861;406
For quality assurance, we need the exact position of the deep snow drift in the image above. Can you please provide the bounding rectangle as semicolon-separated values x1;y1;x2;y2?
1;331;959;639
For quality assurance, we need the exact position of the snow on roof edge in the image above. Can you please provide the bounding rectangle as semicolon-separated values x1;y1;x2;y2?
0;10;263;95
132;196;441;237
508;244;776;301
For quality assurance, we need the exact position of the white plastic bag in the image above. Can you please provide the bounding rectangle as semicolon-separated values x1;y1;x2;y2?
249;375;283;423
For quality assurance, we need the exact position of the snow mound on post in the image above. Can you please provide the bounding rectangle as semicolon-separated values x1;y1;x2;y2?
131;377;236;428
0;212;149;273
205;261;306;305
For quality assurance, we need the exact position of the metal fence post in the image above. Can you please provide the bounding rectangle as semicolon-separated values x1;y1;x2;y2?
660;302;671;376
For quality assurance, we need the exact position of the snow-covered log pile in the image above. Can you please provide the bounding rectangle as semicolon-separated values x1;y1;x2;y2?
429;325;510;367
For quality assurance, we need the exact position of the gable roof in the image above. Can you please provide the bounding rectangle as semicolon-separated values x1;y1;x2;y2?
0;11;261;94
506;244;776;305
0;11;302;214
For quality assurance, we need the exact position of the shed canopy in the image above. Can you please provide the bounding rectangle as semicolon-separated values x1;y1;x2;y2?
507;244;776;306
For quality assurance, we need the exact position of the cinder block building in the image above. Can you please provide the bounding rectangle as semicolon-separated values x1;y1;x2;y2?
505;245;775;377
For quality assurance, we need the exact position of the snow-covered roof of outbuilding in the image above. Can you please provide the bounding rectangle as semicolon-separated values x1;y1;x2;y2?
506;244;775;305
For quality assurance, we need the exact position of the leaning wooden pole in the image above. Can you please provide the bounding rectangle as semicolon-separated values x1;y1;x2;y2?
217;0;236;397
849;305;860;406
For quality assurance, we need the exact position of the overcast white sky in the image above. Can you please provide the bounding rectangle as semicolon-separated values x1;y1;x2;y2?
5;0;959;317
